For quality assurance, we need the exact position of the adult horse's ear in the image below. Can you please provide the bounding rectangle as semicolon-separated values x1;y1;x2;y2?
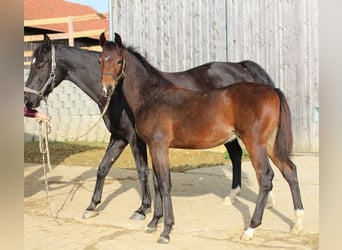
43;34;51;50
99;32;106;47
114;33;122;47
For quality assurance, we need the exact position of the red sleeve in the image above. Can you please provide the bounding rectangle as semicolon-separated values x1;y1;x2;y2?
24;106;38;118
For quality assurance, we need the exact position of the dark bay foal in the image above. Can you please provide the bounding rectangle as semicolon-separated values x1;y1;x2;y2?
98;33;304;243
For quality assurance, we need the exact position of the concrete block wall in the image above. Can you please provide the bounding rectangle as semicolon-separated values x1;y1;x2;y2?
24;80;111;143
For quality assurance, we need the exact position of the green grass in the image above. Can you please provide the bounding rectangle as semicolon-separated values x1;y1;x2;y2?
24;141;249;172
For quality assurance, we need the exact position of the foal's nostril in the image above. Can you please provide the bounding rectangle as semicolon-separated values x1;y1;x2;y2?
102;83;114;97
102;86;108;96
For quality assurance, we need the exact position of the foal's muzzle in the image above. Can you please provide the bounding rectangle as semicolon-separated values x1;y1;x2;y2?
102;83;114;97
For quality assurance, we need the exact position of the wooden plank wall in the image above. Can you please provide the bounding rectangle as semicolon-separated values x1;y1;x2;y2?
111;0;227;71
111;0;319;152
227;0;319;152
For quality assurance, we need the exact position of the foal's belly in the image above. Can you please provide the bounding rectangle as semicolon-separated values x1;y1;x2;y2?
169;125;236;149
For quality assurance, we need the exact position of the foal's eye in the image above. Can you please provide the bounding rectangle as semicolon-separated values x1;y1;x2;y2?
118;59;123;64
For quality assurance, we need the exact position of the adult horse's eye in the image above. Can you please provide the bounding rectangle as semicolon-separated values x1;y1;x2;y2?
118;59;123;64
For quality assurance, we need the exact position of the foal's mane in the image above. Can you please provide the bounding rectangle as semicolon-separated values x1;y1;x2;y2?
125;46;173;87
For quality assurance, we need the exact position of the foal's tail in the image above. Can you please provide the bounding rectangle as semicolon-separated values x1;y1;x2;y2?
274;88;293;162
239;60;275;87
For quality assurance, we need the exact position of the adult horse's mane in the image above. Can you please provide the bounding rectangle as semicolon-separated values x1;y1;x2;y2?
33;41;99;60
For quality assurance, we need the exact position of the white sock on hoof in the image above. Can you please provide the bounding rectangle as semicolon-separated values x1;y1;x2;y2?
266;191;276;208
291;209;305;233
240;227;255;241
222;186;241;205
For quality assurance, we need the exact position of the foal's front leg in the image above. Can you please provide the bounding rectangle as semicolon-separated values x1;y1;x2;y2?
128;136;151;220
147;144;174;244
146;167;163;231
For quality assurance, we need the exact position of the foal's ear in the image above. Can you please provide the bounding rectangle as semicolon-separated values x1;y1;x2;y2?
99;32;107;48
114;33;123;47
43;34;51;50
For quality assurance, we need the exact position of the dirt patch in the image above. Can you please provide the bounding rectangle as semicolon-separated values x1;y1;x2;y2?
24;155;318;249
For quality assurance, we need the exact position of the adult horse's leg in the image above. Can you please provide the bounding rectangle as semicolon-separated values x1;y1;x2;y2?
223;139;242;204
240;144;274;241
147;143;174;244
83;134;128;219
128;136;151;220
226;139;242;189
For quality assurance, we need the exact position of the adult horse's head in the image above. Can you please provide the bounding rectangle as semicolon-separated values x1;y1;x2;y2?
24;34;65;109
99;32;126;97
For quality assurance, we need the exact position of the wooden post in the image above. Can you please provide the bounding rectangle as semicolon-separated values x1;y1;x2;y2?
68;16;74;46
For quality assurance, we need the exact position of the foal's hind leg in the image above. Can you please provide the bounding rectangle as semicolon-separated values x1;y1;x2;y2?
268;152;304;234
240;145;275;241
223;140;275;207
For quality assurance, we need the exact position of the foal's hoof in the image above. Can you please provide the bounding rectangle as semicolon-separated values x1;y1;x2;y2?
240;227;255;241
82;210;99;219
157;236;169;244
129;212;146;221
145;226;157;233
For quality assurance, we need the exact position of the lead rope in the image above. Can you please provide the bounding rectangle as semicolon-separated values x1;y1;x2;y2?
67;95;111;141
37;99;61;225
35;95;111;225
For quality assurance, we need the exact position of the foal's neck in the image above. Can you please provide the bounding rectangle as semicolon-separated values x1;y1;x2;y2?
120;50;163;116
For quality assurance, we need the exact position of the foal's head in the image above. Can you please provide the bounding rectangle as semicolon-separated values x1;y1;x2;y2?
99;32;126;97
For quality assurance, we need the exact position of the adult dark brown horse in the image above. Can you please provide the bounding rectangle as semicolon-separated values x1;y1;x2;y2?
24;35;276;220
99;33;304;244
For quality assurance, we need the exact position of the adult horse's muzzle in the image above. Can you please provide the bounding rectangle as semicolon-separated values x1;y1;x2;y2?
24;92;42;109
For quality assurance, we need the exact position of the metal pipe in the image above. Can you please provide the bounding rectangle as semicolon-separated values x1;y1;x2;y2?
225;0;229;61
109;0;114;40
